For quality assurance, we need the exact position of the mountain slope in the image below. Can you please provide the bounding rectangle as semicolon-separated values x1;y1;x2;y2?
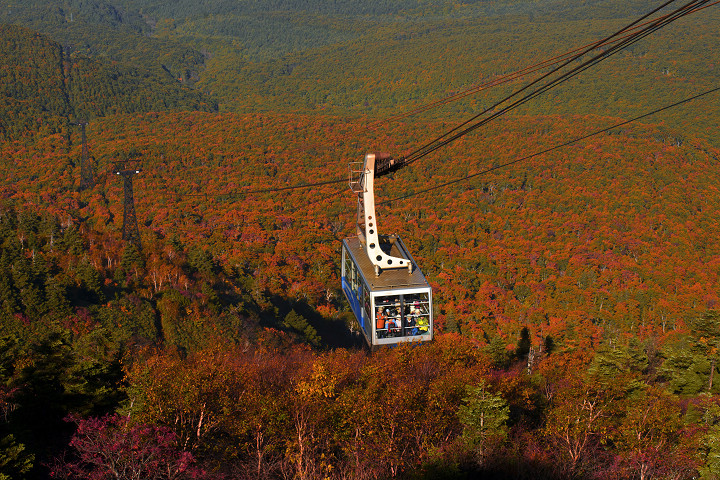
3;0;718;149
0;24;217;142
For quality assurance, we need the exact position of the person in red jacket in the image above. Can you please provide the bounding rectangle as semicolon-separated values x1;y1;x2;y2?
376;307;387;338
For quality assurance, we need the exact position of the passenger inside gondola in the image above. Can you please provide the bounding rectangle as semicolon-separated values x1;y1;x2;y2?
374;293;431;340
417;311;429;334
387;315;399;336
406;297;429;335
376;306;386;338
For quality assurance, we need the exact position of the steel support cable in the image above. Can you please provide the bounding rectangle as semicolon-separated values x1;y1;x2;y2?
377;0;718;126
207;0;694;204
281;185;348;214
220;176;346;196
502;0;712;107
215;0;703;198
360;0;692;150
257;0;713;211
378;86;720;206
400;16;703;167
179;0;715;201
377;24;658;124
400;0;708;167
172;186;348;231
396;0;707;169
403;0;709;163
225;184;347;213
180;175;347;198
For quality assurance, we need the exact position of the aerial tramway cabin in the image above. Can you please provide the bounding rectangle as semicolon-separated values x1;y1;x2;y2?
342;236;433;348
341;153;433;349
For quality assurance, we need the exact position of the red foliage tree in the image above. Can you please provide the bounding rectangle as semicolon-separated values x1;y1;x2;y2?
52;414;204;480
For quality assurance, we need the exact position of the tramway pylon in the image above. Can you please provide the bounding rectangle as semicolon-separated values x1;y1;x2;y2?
114;162;142;251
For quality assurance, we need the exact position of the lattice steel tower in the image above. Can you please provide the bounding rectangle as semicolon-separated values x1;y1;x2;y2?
78;121;94;190
114;163;142;251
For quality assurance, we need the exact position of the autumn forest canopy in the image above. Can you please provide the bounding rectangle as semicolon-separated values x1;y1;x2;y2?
0;0;720;478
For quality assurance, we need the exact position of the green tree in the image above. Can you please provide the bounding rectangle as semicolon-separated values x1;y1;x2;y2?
587;338;648;392
11;257;45;320
515;326;531;359
188;247;214;278
457;381;509;466
699;401;720;479
483;335;512;369
116;242;144;286
661;311;720;395
0;434;33;480
611;386;693;480
0;267;19;317
283;309;321;347
692;311;720;392
61;225;84;256
44;276;71;320
75;261;105;304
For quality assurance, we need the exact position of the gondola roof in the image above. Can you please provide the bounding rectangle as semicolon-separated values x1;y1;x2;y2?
343;235;430;291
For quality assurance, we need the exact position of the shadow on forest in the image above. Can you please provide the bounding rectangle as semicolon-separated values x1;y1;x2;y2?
410;456;591;480
266;296;366;350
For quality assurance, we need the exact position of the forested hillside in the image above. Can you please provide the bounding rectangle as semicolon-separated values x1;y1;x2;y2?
0;24;217;142
2;0;719;145
2;108;720;478
1;0;720;478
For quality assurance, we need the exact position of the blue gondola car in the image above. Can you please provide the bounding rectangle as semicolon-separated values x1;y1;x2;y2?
341;153;433;348
342;235;433;348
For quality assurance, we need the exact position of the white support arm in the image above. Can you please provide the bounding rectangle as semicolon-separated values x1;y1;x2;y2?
359;153;412;275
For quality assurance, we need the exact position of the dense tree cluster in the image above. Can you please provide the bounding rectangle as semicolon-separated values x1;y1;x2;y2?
0;25;70;141
0;25;217;143
0;0;204;80
2;0;718;147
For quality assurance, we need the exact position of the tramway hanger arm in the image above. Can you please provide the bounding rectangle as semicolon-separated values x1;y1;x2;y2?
349;153;413;276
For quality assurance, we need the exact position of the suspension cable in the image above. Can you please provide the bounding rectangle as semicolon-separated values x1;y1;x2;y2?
379;86;720;205
375;0;718;126
181;0;713;201
394;0;710;169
